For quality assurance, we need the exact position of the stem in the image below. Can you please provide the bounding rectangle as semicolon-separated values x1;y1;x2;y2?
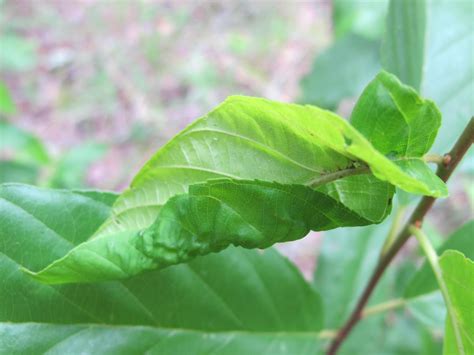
307;153;445;189
307;165;370;188
327;117;474;355
409;225;465;355
361;298;405;318
423;153;444;164
317;297;406;340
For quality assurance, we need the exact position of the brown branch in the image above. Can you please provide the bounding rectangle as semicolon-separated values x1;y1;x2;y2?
327;117;474;355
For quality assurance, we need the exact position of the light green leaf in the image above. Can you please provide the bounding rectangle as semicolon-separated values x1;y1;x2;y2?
101;95;445;238
381;0;426;91
405;221;474;298
439;251;474;355
351;71;440;157
299;34;381;110
0;183;324;353
27;94;448;283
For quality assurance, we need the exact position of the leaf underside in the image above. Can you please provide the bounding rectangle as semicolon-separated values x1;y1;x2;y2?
24;72;447;284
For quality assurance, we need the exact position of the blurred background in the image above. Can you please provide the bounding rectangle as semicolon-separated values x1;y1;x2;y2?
0;0;331;190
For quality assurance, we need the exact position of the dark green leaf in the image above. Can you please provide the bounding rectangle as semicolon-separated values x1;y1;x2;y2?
351;71;440;157
0;323;322;355
26;179;387;284
0;183;324;353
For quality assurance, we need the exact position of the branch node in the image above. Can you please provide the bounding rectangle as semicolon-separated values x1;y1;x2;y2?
443;154;452;167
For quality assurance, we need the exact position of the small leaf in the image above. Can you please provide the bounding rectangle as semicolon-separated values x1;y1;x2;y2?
439;251;474;355
351;71;441;157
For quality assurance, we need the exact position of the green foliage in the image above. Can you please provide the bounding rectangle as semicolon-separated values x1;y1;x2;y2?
0;183;324;354
301;0;473;153
351;71;439;157
1;0;472;353
25;78;447;284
